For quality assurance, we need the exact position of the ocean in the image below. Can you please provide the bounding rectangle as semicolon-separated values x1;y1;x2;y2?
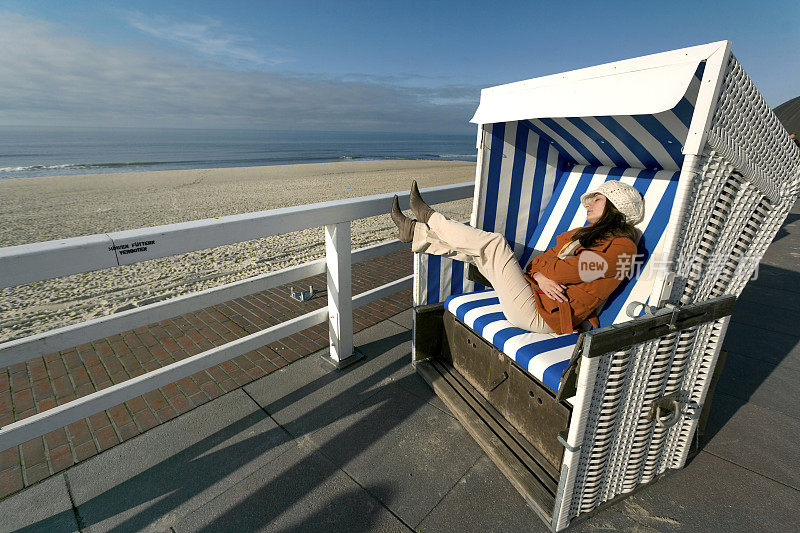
0;127;476;180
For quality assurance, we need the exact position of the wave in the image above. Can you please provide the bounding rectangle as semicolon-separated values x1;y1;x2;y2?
338;153;476;161
0;161;177;173
0;164;74;172
1;152;477;177
1;156;381;173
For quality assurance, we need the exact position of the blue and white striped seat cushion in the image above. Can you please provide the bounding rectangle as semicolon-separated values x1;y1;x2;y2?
444;165;680;393
445;291;579;392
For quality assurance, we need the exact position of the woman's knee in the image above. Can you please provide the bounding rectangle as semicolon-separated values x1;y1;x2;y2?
508;314;553;333
499;293;553;334
484;232;513;256
503;304;537;332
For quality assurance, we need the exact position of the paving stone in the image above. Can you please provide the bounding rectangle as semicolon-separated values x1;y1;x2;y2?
714;352;800;419
244;320;420;438
65;389;293;532
0;467;23;500
703;392;800;490
308;382;485;527
737;282;800;313
417;454;545;532
25;461;52;484
754;247;798;272
741;261;800;296
351;318;449;415
729;296;800;337
366;353;450;417
569;452;800;532
759;226;800;253
0;473;79;532
386;308;413;330
177;438;411;532
723;321;800;373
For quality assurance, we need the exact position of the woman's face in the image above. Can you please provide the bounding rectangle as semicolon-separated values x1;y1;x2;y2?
585;193;607;224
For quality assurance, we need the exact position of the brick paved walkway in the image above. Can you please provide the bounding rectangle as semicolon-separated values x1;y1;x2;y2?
0;249;413;500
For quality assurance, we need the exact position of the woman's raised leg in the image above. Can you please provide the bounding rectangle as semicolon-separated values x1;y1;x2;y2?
414;212;553;333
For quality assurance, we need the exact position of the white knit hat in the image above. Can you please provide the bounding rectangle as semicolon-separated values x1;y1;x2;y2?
580;181;645;225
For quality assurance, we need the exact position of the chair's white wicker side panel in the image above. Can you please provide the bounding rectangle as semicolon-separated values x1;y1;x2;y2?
553;323;734;529
692;54;800;299
604;333;679;494
637;171;791;490
553;353;603;531
665;316;730;469
706;55;800;202
637;54;800;487
557;342;658;526
633;320;715;483
673;164;761;304
670;55;800;306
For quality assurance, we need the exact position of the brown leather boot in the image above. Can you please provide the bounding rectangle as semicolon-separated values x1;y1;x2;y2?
409;180;435;224
391;195;416;243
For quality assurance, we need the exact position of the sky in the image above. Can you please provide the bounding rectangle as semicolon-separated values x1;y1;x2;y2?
1;0;797;134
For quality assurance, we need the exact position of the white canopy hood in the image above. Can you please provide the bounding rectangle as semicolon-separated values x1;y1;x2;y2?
470;41;729;124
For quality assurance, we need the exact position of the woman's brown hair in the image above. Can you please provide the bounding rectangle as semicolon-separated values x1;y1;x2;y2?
572;197;637;249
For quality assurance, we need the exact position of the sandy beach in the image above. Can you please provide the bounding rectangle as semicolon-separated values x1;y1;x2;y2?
0;160;476;343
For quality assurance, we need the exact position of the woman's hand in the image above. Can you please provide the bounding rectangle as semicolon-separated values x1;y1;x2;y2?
533;272;568;302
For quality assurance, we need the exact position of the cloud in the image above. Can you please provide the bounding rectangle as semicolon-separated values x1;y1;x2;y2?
0;12;478;133
125;11;289;67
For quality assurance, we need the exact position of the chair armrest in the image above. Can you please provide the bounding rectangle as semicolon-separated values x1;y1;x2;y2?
413;302;446;364
556;295;736;401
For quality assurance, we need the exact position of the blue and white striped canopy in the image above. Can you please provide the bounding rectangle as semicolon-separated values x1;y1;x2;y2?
415;64;703;307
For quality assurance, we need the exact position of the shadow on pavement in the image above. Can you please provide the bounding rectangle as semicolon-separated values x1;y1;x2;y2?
19;330;431;531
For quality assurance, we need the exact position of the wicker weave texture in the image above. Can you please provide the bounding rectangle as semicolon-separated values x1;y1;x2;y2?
707;55;800;200
668;318;729;468
562;55;800;529
564;339;667;518
672;55;800;307
562;321;722;524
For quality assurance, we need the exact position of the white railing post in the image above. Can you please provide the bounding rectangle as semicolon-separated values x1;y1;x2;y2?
324;222;357;367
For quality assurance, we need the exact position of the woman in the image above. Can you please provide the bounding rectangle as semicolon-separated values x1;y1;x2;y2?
390;180;642;335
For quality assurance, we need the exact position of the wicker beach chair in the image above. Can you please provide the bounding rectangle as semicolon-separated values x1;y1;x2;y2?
411;41;800;530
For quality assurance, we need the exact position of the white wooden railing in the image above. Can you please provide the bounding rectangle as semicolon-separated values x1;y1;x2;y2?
0;182;474;450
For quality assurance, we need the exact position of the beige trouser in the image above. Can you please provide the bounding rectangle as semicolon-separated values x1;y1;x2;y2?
412;212;554;334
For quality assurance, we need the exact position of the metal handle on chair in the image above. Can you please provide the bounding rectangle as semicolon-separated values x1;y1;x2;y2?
649;393;682;428
625;301;657;318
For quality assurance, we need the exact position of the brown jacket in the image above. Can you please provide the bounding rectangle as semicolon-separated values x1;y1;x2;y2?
525;227;638;334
